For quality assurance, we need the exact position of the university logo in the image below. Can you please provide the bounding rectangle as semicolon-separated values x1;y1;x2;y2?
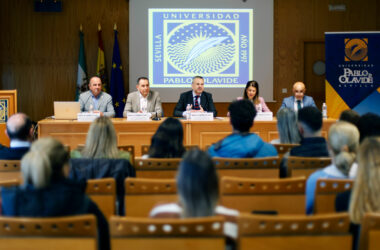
149;9;253;87
344;38;368;61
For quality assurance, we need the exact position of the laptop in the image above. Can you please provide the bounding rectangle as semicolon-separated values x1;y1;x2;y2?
54;101;81;120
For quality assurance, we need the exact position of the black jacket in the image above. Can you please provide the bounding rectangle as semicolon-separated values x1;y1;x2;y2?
173;90;217;117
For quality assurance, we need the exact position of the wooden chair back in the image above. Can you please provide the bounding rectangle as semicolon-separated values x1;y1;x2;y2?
0;215;97;250
118;145;135;166
220;176;306;214
141;145;198;156
110;216;225;250
360;213;380;250
238;213;351;250
273;143;299;158
213;157;280;178
125;178;177;216
134;158;181;178
85;178;116;219
0;179;20;206
0;160;21;182
287;156;332;178
314;179;354;214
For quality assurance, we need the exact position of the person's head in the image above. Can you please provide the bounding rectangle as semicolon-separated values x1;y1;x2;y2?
276;108;301;144
177;149;219;217
6;113;33;142
327;121;359;176
81;116;119;158
243;80;260;103
148;118;185;158
339;109;360;127
297;107;323;137
191;76;204;95
136;77;150;98
21;138;69;189
357;113;380;143
228;99;256;133
349;137;380;224
88;76;102;97
292;81;306;101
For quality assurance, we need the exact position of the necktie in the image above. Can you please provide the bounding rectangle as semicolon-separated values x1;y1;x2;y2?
194;95;200;110
297;100;302;111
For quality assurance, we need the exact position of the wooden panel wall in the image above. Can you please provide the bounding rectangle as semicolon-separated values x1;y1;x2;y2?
0;0;379;121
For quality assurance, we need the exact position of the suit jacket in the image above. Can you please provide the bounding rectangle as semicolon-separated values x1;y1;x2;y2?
0;146;29;160
123;90;163;118
173;90;217;117
79;91;115;117
280;95;316;110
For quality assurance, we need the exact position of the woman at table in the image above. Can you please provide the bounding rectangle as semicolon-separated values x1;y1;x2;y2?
71;116;131;163
242;80;271;113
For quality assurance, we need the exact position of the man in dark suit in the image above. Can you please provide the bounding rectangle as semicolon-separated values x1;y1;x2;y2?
0;113;33;160
280;81;316;111
173;76;217;117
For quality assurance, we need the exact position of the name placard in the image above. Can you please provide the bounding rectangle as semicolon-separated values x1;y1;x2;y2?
254;112;273;121
127;113;151;121
77;112;100;122
190;112;214;121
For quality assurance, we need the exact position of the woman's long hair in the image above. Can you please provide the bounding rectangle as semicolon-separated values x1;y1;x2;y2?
243;80;260;105
349;137;380;224
177;149;219;217
81;116;119;158
276;108;301;144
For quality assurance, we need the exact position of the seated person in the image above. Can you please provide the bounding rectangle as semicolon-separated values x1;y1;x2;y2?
71;116;131;163
242;80;270;113
150;149;239;240
208;100;277;158
1;138;110;250
145;118;186;158
280;81;316;111
123;77;163;118
0;113;33;160
271;108;301;144
173;76;217;117
339;109;360;127
79;76;115;117
357;112;380;143
305;121;359;214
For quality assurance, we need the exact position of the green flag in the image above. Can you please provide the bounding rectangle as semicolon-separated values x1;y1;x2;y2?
76;29;88;100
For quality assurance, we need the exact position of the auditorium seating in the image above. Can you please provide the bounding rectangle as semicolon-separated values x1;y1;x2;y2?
314;179;354;214
220;176;306;214
140;145;199;155
287;156;332;178
124;178;177;216
0;160;21;182
272;143;299;158
85;178;116;219
118;145;135;166
134;158;181;178
110;216;225;250
359;213;380;250
238;212;351;250
0;215;97;250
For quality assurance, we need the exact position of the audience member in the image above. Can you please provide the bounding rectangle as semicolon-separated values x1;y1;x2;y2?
0;113;33;160
208;100;277;158
339;109;360;127
173;76;217;117
305;121;359;214
1;138;110;250
242;80;270;113
271;108;301;144
280;81;316;111
357;112;380;143
146;118;186;158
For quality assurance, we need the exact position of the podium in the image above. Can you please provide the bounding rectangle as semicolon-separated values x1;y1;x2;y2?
0;90;17;146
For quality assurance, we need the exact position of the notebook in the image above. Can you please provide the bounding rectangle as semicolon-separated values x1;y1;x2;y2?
54;101;81;120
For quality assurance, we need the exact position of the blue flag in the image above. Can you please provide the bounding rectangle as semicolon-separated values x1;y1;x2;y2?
110;29;126;117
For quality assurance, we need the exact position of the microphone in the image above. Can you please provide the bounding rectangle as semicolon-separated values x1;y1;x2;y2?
152;111;160;121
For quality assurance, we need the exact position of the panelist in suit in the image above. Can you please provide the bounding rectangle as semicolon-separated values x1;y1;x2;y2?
281;81;316;111
173;76;217;117
79;76;115;117
0;113;33;160
123;77;163;118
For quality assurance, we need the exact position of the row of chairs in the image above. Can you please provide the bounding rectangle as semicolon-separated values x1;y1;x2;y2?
0;212;379;250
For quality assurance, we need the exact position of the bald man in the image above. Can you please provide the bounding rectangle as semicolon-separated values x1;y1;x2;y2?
0;113;33;160
280;81;316;111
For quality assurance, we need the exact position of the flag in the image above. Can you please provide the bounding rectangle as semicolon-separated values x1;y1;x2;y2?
110;28;126;117
76;28;88;100
96;24;108;92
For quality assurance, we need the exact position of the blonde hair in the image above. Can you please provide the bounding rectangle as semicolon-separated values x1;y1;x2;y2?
349;137;380;224
328;121;359;176
21;138;69;189
81;116;119;158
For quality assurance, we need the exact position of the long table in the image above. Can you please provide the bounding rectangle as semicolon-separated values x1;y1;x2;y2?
38;118;336;156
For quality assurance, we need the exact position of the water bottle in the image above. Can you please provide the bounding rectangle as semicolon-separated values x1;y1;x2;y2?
322;103;327;119
186;104;191;120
